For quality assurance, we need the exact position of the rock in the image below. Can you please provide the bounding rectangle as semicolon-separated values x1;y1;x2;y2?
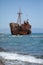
0;57;5;65
0;47;5;52
0;60;4;65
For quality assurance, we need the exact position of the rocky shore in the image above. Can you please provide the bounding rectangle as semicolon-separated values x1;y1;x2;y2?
0;57;5;65
0;60;5;65
0;47;7;65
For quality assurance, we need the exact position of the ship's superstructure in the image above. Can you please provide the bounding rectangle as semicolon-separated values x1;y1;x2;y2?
10;9;31;35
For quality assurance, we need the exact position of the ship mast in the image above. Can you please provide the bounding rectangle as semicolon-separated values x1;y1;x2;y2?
17;9;22;25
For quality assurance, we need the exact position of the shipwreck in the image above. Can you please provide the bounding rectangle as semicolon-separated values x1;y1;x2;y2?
10;9;31;35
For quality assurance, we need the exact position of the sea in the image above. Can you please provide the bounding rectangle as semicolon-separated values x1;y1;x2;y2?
0;33;43;65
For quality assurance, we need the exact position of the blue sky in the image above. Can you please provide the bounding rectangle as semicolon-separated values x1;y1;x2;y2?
0;0;43;33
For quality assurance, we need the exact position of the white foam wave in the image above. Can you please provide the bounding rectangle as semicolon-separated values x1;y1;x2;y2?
9;35;23;38
0;52;43;64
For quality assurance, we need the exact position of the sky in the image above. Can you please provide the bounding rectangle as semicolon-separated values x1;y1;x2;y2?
0;0;43;33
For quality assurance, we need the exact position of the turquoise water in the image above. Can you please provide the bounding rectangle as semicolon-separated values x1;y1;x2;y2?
0;33;43;65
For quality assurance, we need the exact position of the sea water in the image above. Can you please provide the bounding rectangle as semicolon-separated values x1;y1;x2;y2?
0;33;43;65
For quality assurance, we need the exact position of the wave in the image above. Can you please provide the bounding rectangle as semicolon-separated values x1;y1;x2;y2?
9;35;23;38
30;35;43;38
0;52;43;64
